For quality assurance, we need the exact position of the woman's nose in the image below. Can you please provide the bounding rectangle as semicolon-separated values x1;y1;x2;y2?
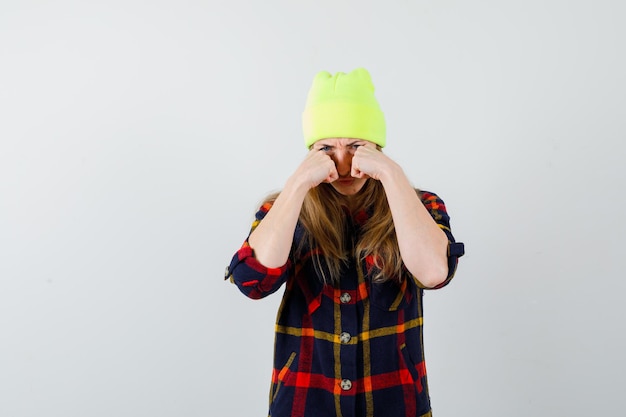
333;151;352;176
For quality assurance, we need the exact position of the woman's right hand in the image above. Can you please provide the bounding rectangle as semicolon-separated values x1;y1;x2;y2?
292;148;338;190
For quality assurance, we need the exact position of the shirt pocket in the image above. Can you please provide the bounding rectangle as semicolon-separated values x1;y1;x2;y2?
270;352;297;408
369;278;411;311
399;344;431;413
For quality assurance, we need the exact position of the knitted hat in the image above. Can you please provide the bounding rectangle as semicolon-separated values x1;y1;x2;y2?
302;68;386;148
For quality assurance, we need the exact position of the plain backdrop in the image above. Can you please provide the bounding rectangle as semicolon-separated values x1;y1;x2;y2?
1;1;624;416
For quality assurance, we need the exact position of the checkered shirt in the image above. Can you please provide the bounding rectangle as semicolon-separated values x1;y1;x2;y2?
226;191;464;417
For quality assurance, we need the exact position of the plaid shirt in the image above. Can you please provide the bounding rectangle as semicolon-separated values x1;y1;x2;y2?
226;191;464;417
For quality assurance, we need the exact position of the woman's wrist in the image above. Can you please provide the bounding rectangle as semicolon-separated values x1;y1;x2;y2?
283;173;312;201
378;159;405;186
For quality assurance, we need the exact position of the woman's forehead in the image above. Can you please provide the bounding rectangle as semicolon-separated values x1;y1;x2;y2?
314;138;370;146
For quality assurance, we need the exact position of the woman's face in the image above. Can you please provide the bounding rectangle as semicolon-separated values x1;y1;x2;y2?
312;137;370;196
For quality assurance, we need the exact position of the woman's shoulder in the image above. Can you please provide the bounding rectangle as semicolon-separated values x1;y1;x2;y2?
417;189;440;201
416;189;450;214
252;191;281;219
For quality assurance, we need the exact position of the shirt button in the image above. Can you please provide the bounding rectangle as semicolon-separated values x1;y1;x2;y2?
340;379;352;391
340;332;351;344
340;292;352;303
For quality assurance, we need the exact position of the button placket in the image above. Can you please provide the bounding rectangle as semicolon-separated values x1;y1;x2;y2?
338;284;356;399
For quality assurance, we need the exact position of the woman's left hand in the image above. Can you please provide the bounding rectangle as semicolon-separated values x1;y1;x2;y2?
350;142;397;181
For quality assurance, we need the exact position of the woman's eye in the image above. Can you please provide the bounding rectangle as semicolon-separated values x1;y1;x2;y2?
319;146;331;152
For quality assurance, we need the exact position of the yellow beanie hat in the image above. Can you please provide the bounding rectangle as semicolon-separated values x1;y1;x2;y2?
302;68;386;148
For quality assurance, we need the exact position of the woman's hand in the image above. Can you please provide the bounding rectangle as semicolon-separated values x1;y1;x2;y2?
350;142;397;181
294;148;339;189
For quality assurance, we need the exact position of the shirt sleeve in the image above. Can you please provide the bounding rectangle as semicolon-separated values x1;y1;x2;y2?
224;201;292;300
419;190;465;290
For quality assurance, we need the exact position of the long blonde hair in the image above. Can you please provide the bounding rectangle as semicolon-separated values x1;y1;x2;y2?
267;179;414;284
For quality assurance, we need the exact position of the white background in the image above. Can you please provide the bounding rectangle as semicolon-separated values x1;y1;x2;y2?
1;1;624;416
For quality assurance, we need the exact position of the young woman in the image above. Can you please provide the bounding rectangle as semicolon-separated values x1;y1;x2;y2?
226;68;464;417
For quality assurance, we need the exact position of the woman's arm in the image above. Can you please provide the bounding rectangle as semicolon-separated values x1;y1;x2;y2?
248;149;338;268
351;145;449;288
380;166;449;288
